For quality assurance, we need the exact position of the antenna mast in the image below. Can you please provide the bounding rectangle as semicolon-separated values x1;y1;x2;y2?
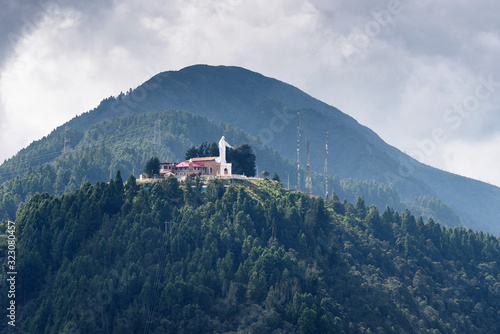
296;110;300;191
154;119;162;152
63;126;70;154
325;132;329;200
305;140;312;195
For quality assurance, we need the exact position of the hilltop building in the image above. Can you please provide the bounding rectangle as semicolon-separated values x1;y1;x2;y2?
160;156;228;177
140;136;233;180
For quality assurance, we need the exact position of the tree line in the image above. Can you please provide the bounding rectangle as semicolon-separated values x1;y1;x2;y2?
1;174;499;333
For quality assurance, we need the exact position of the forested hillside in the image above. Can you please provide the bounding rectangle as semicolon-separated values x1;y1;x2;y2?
0;65;496;233
1;176;498;333
0;110;293;219
91;64;500;234
0;108;459;229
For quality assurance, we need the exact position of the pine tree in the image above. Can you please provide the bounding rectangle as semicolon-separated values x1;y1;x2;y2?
228;144;256;176
115;170;124;194
271;172;281;182
125;174;139;197
355;196;367;218
144;157;160;176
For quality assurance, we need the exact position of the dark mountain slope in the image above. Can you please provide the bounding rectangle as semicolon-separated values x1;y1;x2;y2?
62;65;400;184
0;109;296;212
127;65;399;181
78;64;500;234
1;65;499;233
0;109;411;226
413;165;500;233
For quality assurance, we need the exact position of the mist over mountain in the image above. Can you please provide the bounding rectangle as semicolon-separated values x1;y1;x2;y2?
1;65;499;234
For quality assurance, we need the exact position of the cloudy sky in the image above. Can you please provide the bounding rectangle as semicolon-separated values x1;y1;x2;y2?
1;0;499;186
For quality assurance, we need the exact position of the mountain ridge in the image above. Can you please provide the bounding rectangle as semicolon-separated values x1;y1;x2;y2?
1;64;499;234
102;64;500;234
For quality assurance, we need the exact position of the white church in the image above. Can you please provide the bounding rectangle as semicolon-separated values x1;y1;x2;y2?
141;136;234;180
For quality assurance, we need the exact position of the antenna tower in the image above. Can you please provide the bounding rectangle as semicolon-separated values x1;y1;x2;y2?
296;110;300;191
325;132;329;200
63;126;70;154
154;119;162;152
305;140;312;194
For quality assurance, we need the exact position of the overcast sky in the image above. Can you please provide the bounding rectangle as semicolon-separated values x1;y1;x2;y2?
1;0;499;186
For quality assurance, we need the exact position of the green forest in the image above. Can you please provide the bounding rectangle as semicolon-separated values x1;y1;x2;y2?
1;175;499;333
0;109;462;230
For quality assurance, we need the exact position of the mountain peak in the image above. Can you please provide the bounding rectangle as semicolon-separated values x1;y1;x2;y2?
2;64;500;234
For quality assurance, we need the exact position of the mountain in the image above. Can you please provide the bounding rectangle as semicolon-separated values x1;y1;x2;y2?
0;109;412;227
2;178;499;333
1;65;499;234
126;65;500;234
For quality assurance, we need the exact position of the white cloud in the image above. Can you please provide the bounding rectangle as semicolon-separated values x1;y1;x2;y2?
440;135;500;186
0;7;86;160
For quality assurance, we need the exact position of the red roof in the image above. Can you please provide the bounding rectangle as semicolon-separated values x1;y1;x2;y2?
176;161;202;168
191;157;217;162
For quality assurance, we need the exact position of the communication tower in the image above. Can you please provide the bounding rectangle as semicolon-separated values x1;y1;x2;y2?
296;110;300;191
305;140;312;195
154;119;162;152
325;132;329;200
63;126;70;154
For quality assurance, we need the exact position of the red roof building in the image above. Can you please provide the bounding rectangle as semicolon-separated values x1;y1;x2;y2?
141;137;234;180
159;158;219;177
175;161;202;168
